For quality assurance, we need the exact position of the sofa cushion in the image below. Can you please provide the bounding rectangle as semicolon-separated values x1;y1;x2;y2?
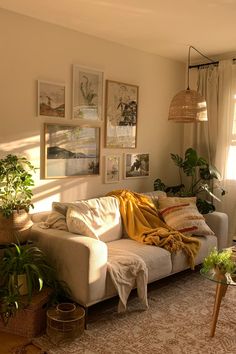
66;196;123;243
158;196;214;236
171;235;217;273
107;239;172;283
52;201;79;216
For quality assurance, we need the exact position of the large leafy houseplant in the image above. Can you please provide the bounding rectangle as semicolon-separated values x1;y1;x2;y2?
0;154;36;243
154;147;225;214
0;154;36;218
0;242;71;325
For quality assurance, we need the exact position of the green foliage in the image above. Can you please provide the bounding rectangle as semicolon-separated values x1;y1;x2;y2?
202;248;236;274
0;286;22;325
0;242;71;324
154;147;226;214
0;154;36;217
0;243;51;299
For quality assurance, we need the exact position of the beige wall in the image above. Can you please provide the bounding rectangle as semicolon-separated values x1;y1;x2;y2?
0;9;185;212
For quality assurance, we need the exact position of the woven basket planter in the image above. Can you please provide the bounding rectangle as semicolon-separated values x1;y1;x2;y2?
0;210;33;244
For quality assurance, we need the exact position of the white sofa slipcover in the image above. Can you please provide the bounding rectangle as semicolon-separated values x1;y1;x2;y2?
30;192;229;308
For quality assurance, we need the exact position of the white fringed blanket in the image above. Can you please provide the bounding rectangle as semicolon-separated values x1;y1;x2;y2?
107;248;149;312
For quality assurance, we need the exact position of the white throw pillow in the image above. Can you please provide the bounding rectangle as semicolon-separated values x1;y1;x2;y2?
66;196;123;242
158;196;215;236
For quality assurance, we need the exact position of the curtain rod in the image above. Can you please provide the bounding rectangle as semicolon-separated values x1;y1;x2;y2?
189;58;236;69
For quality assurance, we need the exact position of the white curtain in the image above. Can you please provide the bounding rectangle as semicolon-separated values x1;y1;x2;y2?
214;60;236;244
185;60;236;245
197;65;219;163
182;65;218;160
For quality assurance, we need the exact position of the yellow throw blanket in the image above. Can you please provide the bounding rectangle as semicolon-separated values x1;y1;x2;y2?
107;190;200;269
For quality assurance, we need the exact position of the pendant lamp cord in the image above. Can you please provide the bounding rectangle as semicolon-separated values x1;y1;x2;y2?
187;45;215;90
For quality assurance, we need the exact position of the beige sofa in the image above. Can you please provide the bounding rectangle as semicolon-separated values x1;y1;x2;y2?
31;191;228;309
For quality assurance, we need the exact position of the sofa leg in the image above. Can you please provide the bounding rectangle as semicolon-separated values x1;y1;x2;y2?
84;306;88;330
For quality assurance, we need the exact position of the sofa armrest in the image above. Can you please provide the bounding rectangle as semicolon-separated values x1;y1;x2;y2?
204;211;229;250
31;225;108;307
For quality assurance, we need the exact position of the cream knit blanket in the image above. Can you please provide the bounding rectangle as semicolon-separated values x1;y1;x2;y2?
107;247;149;313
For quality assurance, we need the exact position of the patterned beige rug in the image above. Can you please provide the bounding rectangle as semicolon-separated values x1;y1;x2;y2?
33;271;236;354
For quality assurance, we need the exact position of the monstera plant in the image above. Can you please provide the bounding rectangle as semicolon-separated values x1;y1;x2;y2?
154;148;226;214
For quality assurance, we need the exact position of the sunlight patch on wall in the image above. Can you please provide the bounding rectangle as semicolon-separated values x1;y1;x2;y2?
33;193;61;213
0;135;39;155
0;134;89;212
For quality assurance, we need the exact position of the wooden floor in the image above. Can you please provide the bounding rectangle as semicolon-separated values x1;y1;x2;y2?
0;331;42;354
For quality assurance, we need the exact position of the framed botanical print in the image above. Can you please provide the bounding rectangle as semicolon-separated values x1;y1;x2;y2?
38;81;66;118
104;155;121;183
105;80;138;148
72;65;103;120
124;153;150;179
44;123;100;178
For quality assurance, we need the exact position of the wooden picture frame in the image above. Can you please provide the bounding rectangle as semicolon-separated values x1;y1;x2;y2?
38;81;66;118
124;153;150;179
105;80;138;148
104;155;121;183
44;123;100;178
72;65;103;120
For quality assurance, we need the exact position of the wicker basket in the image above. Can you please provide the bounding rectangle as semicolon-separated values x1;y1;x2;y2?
0;210;33;244
47;303;85;345
0;288;51;338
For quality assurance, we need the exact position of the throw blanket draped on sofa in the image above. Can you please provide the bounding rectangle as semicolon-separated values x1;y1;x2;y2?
107;190;200;269
107;248;148;313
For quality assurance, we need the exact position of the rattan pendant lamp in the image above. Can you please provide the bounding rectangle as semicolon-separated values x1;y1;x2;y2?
168;46;210;123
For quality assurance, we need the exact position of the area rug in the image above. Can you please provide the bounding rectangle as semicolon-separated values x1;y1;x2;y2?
32;271;236;354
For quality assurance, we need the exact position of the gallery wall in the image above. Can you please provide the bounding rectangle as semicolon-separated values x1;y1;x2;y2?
0;9;185;212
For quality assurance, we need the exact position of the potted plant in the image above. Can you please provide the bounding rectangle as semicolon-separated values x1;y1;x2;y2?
0;243;49;297
154;147;225;214
0;154;36;243
202;248;236;280
0;242;71;325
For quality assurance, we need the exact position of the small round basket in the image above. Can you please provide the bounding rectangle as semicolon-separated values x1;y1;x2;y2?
46;303;85;344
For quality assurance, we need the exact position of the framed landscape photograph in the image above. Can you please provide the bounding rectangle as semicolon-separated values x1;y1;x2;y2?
124;153;150;179
44;123;100;178
105;80;138;148
104;155;121;183
72;65;103;120
38;81;65;118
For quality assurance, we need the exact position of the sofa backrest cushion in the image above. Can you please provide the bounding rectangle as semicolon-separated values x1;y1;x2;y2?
158;196;215;236
66;196;123;242
52;201;79;216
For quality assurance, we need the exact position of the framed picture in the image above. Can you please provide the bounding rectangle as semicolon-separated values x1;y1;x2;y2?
72;65;103;120
38;81;65;118
124;153;150;179
44;123;100;178
105;80;139;148
104;155;121;183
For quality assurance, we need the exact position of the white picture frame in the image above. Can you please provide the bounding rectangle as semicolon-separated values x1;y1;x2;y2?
104;155;121;183
72;65;103;120
105;80;138;148
38;80;66;118
44;123;100;178
124;153;150;179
